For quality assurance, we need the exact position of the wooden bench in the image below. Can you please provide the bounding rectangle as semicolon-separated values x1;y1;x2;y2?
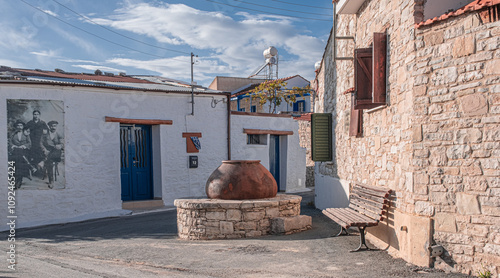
322;183;392;252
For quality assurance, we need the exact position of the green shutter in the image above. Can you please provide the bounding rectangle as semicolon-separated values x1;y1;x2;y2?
311;113;332;161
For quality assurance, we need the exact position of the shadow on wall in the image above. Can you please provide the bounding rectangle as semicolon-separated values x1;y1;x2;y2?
367;194;434;268
314;175;349;209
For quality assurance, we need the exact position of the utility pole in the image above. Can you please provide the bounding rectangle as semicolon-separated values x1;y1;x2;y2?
190;52;195;115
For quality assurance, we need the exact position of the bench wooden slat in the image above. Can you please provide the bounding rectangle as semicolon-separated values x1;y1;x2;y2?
349;203;384;221
352;186;390;198
351;189;387;204
349;198;386;217
322;209;352;228
350;194;388;210
326;208;376;225
356;183;392;195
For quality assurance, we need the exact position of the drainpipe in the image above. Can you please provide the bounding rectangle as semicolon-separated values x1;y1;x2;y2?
227;93;231;160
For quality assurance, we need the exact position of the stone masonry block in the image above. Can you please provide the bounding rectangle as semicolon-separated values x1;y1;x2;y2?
452;35;475;57
456;193;481;215
243;210;265;221
220;221;234;234
265;207;280;218
459;94;488;116
424;31;444;46
435;213;457;233
206;211;226;221
271;215;312;234
226;209;242;221
235;221;257;231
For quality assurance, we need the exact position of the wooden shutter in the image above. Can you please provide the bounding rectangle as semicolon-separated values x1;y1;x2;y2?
311;113;332;161
349;94;363;137
354;32;387;109
354;48;373;110
373;32;387;104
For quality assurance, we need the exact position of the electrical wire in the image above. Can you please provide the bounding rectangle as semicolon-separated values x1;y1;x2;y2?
231;0;332;17
52;0;191;55
203;0;331;22
269;0;331;10
19;0;191;62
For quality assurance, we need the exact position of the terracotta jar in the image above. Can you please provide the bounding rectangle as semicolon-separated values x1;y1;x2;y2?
206;160;277;200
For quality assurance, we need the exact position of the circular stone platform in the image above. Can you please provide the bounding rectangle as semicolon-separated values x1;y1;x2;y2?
174;194;311;240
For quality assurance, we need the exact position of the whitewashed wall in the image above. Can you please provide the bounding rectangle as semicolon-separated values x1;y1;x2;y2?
231;114;307;193
0;84;228;230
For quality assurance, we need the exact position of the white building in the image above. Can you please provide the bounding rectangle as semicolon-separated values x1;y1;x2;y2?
0;68;307;230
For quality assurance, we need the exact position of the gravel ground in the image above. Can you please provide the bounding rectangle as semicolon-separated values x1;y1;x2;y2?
0;190;471;278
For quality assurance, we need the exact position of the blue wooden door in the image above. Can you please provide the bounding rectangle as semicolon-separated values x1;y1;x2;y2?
269;135;280;191
120;125;153;201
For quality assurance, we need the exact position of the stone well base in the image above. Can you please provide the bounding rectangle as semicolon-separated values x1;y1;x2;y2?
174;194;312;240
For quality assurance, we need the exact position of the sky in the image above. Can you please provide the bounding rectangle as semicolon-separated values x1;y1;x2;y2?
0;0;333;87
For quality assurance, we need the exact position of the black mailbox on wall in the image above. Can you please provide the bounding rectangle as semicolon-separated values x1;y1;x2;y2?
189;156;198;168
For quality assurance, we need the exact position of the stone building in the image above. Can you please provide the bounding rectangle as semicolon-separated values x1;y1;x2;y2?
313;0;499;276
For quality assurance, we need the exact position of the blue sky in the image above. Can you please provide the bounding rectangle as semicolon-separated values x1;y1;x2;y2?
0;0;333;86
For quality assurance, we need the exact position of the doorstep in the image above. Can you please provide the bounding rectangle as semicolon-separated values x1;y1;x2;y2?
122;199;165;210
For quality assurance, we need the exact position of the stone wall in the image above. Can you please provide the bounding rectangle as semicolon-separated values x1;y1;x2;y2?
314;0;499;276
414;13;500;276
297;118;315;187
175;195;311;240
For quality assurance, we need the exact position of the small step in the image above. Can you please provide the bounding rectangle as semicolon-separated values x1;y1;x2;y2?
122;199;164;210
271;215;312;235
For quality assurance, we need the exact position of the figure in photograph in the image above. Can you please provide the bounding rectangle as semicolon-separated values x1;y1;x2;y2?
9;120;31;188
7;99;65;190
41;121;64;188
25;110;48;171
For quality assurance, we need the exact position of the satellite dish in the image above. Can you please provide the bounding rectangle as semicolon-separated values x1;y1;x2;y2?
263;46;278;59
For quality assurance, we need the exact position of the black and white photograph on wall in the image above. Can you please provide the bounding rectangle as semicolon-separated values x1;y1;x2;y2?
7;99;65;190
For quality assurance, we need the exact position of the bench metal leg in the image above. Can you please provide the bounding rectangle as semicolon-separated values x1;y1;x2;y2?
350;226;370;252
332;226;348;237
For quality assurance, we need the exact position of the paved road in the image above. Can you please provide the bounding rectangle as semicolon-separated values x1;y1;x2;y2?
0;192;469;278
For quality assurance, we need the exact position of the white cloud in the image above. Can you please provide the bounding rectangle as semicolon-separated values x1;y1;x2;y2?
0;27;37;50
108;56;226;81
51;25;99;54
0;59;23;68
42;9;58;17
90;2;324;82
30;50;60;58
59;59;100;64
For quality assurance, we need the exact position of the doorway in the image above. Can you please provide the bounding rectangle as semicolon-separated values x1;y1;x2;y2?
269;135;281;191
120;124;153;201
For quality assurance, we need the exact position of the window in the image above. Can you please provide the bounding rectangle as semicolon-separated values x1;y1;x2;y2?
311;113;332;161
239;108;246;112
247;134;267;145
251;105;256;112
354;32;387;110
293;100;306;112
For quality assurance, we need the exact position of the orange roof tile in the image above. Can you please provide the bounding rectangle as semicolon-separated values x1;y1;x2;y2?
293;113;312;121
415;0;500;28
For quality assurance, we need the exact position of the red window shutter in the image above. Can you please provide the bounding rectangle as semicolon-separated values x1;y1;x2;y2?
354;48;374;110
354;32;387;109
373;32;387;105
349;94;363;137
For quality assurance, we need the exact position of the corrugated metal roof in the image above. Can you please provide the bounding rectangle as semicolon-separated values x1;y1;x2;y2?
415;0;500;28
16;68;154;83
0;67;223;94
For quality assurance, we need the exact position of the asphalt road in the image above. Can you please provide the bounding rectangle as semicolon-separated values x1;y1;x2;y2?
0;192;470;278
